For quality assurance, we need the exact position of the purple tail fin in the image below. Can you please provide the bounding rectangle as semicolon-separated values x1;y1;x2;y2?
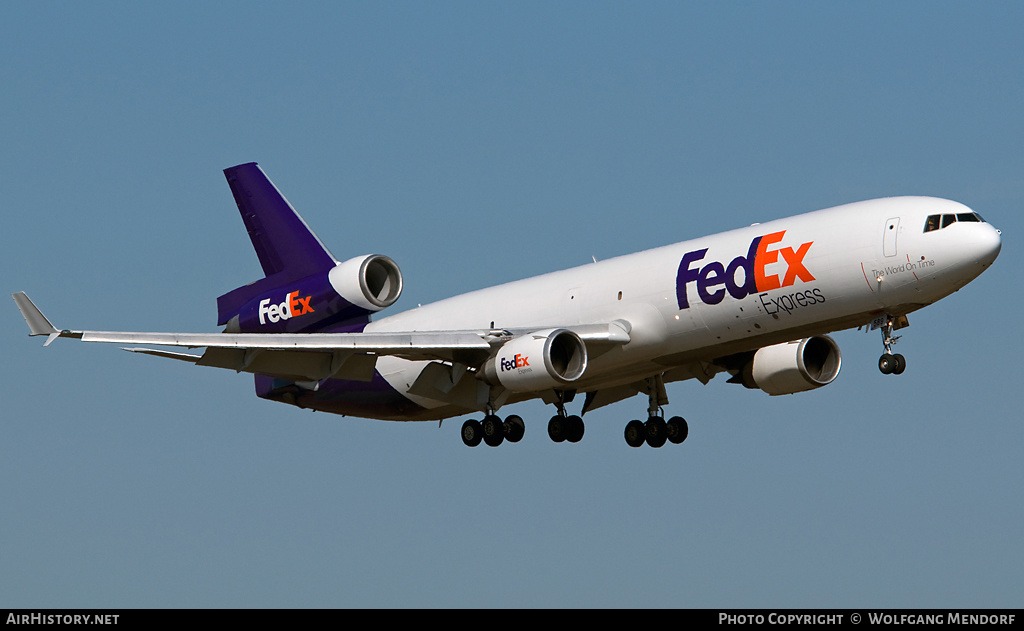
216;163;338;325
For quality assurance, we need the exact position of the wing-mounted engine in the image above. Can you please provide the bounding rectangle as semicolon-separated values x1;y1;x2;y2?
738;335;842;395
226;254;403;333
482;328;588;392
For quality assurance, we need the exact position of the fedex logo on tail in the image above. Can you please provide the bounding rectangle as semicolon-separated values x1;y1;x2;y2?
676;230;815;309
258;291;315;324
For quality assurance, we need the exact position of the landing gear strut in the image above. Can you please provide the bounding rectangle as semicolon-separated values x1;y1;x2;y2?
877;315;907;375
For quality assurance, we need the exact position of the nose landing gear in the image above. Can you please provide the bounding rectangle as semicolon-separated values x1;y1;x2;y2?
877;315;908;375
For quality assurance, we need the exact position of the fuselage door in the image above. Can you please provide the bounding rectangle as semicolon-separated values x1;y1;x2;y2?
883;217;900;257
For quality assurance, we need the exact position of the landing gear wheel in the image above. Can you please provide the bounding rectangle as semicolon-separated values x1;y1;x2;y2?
566;415;585;443
504;415;525;443
878;353;897;375
666;416;688;444
482;414;505;446
548;415;568;443
461;419;482;447
645;416;667;448
892;353;907;375
624;420;646;448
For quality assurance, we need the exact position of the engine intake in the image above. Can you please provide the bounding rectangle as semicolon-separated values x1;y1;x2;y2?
483;329;588;392
328;254;403;311
746;335;842;395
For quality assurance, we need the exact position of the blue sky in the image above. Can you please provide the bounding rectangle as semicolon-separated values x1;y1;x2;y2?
2;2;1021;607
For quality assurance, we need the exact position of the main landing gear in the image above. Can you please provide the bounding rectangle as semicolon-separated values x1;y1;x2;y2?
461;414;525;447
623;374;689;448
624;415;689;448
547;411;585;443
458;410;585;447
459;376;692;448
460;409;689;448
877;315;907;375
545;390;587;443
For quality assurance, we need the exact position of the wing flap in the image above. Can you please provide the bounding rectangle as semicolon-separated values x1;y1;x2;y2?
196;347;378;382
122;348;202;363
406;361;491;409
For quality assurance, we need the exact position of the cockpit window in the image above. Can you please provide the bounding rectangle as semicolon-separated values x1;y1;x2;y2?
924;212;986;233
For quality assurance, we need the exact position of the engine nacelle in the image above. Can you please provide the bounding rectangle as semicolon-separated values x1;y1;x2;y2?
328;254;403;312
746;335;842;395
227;254;403;333
483;329;588;392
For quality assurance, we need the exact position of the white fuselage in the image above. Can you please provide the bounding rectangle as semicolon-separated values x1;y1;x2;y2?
367;197;1001;417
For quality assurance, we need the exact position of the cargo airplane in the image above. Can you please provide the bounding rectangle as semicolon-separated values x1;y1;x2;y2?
14;163;1002;447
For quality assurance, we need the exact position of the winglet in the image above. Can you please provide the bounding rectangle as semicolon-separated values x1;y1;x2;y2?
12;292;61;346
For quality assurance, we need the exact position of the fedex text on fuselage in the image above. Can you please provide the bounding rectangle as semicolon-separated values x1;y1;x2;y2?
676;230;816;310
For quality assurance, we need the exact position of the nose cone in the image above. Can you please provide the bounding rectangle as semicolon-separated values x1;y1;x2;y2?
974;223;1002;267
942;220;1001;290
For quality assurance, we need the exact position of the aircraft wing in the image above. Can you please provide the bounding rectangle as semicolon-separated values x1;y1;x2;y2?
13;292;630;383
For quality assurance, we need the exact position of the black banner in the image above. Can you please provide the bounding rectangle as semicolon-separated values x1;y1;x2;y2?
2;609;1022;625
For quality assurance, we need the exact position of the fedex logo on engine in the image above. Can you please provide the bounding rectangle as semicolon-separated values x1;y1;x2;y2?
676;230;815;309
500;353;530;372
258;291;315;324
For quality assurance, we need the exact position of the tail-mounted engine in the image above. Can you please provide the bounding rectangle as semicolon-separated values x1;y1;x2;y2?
217;163;404;334
328;254;403;312
740;335;842;395
482;328;588;392
225;254;403;333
